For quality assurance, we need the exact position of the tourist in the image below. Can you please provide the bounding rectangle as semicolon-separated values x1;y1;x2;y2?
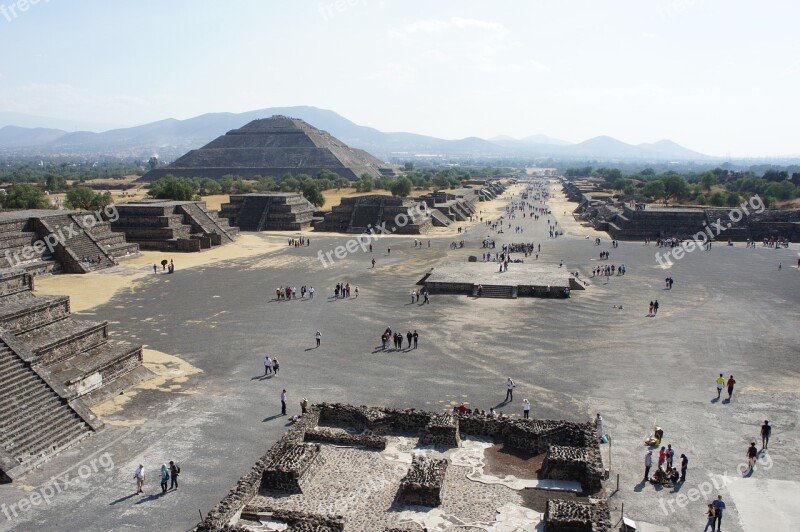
273;358;279;375
726;375;736;400
703;503;716;532
761;420;771;449
644;451;653;481
653;300;659;315
413;330;418;349
406;330;413;349
680;453;688;482
712;495;726;530
595;413;604;440
372;258;376;268
315;331;321;348
522;399;530;419
264;356;272;376
658;446;667;469
487;407;496;418
134;463;145;494
423;291;429;304
153;264;157;274
309;286;315;299
160;464;169;494
746;441;758;472
505;378;515;402
715;373;724;400
666;444;674;468
411;290;416;304
280;389;287;416
169;460;180;490
648;301;654;316
387;247;391;255
354;286;359;298
300;397;308;414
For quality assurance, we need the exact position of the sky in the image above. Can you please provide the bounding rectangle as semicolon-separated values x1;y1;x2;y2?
0;0;798;157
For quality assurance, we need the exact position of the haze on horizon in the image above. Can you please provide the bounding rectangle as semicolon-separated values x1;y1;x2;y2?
0;0;797;158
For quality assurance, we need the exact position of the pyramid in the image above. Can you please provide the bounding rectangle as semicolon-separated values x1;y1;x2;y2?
139;115;390;181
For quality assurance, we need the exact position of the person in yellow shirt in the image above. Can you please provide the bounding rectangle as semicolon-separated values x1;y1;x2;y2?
715;373;725;400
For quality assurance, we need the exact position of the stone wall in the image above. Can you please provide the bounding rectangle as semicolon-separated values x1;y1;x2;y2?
261;443;324;494
398;456;448;507
303;427;387;450
420;413;460;447
544;498;612;532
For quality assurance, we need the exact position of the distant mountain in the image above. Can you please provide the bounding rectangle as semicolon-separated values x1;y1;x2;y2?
0;106;714;162
0;112;120;133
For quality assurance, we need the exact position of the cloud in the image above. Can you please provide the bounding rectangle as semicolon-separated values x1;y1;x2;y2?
389;16;509;43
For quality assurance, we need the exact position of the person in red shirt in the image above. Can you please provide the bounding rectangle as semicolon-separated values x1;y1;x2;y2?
727;375;736;401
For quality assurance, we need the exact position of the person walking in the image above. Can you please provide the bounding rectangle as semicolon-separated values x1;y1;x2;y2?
746;442;758;472
761;420;771;449
134;464;145;494
658;446;667;469
505;378;515;402
726;375;736;400
703;503;716;532
522;399;530;419
680;453;688;482
160;464;169;494
712;495;726;531
354;286;359;298
666;444;675;468
413;330;418;349
644;451;653;481
372;258;376;268
653;299;659;315
715;373;725;399
300;397;308;414
169;460;180;490
273;358;279;375
264;356;271;376
648;301;654;316
423;291;430;304
153;264;158;275
309;286;315;299
315;331;321;348
406;331;413;349
280;389;287;416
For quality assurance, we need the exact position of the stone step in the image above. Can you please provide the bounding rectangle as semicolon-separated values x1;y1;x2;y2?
473;285;516;299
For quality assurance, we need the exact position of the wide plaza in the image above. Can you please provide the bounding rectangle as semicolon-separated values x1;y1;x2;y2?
0;180;798;531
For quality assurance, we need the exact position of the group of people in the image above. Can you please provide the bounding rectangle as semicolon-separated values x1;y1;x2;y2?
275;285;314;300
288;236;310;247
410;289;430;304
334;282;357;298
263;356;280;376
133;461;180;495
647;300;660;316
592;264;625;277
644;442;688;487
380;328;419;350
714;373;736;401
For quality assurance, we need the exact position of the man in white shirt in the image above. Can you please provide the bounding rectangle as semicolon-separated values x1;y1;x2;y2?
505;378;515;402
134;464;145;494
264;356;272;376
280;389;287;416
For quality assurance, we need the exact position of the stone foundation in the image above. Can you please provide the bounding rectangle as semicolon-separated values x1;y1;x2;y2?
420;413;460;447
262;443;324;494
398;455;448;506
544;498;612;531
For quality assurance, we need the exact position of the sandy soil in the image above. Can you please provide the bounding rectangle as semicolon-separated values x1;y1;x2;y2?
546;180;606;238
34;234;284;312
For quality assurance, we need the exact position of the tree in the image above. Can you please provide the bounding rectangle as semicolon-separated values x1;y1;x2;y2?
355;174;374;192
390;177;413;197
699;171;717;191
148;157;160;170
199;178;222;195
642;180;665;200
66;186;112;210
725;192;741;207
46;174;67;192
147;175;199;201
660;174;689;205
709;191;726;206
403;162;414;171
2;184;52;209
302;182;325;207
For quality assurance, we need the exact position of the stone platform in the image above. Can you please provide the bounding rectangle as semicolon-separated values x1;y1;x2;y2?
420;262;584;299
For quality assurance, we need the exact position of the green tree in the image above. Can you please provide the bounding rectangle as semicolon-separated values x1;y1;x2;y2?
390;176;413;197
660;174;689;205
66;186;112;210
46;174;67;192
302;181;325;207
709;191;726;206
403;162;414;171
148;157;159;170
699;171;717;191
253;176;276;192
199;178;222;195
355;174;374;192
2;184;52;209
642;180;665;200
726;192;741;207
147;175;199;201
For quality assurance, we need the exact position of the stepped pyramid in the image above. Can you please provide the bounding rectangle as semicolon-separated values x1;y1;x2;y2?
140;116;392;181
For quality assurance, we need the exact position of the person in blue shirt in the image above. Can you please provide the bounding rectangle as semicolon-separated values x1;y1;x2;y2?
712;495;726;531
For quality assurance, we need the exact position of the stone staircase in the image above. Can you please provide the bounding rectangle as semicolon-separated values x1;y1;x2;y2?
0;219;58;276
0;336;91;471
37;214;116;272
178;202;236;242
236;196;272;231
472;284;517;299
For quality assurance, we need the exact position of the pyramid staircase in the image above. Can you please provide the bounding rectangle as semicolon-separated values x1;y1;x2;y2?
472;285;517;299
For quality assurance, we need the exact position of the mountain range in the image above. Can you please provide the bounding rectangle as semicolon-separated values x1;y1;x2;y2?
0;106;714;162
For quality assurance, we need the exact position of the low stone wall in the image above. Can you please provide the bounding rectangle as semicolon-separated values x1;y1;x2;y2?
420;413;460;447
261;442;324;494
398;456;448;507
544;498;611;532
303;427;387;450
542;445;603;493
239;507;345;531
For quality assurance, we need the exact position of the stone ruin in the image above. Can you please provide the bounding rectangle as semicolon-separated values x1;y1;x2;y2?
0;271;148;481
545;498;612;532
197;403;608;531
314;195;433;234
110;199;238;252
261;442;325;494
139;115;393;182
0;209;139;276
419;412;460;447
562;176;800;241
219;193;315;231
397;455;448;507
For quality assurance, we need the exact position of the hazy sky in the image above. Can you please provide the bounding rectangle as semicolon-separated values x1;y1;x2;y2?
1;0;798;156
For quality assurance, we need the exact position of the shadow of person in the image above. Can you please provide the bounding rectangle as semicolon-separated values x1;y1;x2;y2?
109;492;138;506
135;493;165;504
262;414;284;423
633;479;647;492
